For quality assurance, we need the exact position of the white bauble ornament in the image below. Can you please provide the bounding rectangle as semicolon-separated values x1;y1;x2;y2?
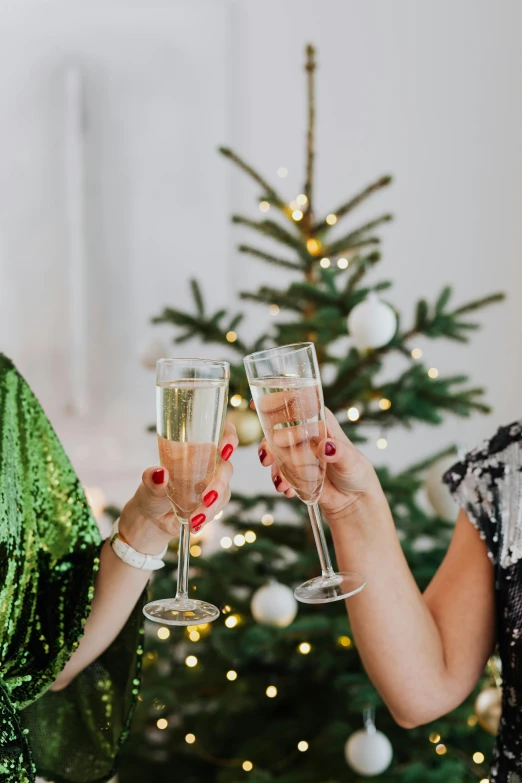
347;293;397;351
139;339;167;370
425;455;459;521
227;407;263;447
345;725;393;777
251;580;298;628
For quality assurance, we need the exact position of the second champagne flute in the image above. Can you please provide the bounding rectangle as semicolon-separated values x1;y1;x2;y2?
143;357;229;626
244;342;367;604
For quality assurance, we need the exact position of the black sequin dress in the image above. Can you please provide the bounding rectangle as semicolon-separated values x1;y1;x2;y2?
445;421;522;783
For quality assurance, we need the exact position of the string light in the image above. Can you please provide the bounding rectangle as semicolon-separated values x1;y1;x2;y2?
290;200;299;210
234;534;246;547
337;257;349;269
245;530;257;543
467;715;478;726
379;398;392;411
190;545;201;557
189;631;200;642
157;627;170;640
185;655;198;668
428;368;439;379
411;347;423;360
220;536;232;549
226;331;237;343
296;194;308;206
266;685;278;698
277;167;288;178
292;209;303;221
298;642;312;654
306;238;321;255
326;213;337;225
338;635;352;647
377;437;388;450
230;394;242;407
473;752;485;764
222;605;232;614
185;733;196;744
347;406;360;421
259;201;270;212
269;304;280;316
435;744;447;755
157;718;168;730
297;741;309;752
319;257;331;268
242;761;253;771
261;513;274;526
479;779;489;783
225;615;239;628
226;670;238;681
429;733;441;744
214;510;224;520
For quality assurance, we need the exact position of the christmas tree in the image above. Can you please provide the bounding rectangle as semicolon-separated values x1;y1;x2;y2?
119;45;504;783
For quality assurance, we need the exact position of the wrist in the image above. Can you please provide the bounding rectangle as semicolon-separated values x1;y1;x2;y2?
322;472;390;530
119;508;173;555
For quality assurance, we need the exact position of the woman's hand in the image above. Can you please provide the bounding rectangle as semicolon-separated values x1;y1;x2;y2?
119;421;238;554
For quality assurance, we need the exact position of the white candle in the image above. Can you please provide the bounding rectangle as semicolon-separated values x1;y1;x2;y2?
65;65;88;416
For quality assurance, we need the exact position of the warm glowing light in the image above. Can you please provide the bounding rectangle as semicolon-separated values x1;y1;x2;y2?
428;367;439;378
379;398;392;411
190;545;201;557
347;406;360;422
297;741;309;752
230;394;243;407
269;304;280;316
226;670;238;681
292;209;303;221
266;685;278;698
326;213;338;226
222;605;232;614
298;642;312;655
377;437;388;449
429;733;441;744
289;200;299;210
242;761;253;771
234;534;246;547
185;656;198;668
214;509;224;520
261;513;274;526
189;631;200;642
468;715;478;726
296;194;308;206
411;347;423;360
435;744;447;755
185;733;196;744
277;167;288;178
338;635;352;647
245;530;257;543
225;615;239;628
220;536;232;549
259;201;270;212
306;238;321;255
157;627;170;640
479;779;489;783
226;331;237;343
157;718;168;730
473;752;485;764
319;257;331;268
337;257;349;269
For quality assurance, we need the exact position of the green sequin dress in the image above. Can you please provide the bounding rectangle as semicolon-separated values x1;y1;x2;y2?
0;355;145;783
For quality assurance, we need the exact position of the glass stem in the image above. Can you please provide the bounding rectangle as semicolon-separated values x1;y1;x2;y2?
308;503;336;578
175;521;191;604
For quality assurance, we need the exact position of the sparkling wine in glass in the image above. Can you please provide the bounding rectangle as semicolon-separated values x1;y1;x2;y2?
244;342;367;604
143;358;229;625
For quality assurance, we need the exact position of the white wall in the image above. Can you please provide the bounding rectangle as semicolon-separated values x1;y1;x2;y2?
1;0;522;510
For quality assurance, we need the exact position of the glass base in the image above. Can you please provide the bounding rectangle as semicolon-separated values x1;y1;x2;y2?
294;571;367;604
143;597;220;626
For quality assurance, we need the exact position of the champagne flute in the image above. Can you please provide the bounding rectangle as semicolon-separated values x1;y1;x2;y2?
244;342;366;604
143;357;229;625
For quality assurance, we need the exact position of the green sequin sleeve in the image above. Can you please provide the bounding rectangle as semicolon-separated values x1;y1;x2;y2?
0;355;145;783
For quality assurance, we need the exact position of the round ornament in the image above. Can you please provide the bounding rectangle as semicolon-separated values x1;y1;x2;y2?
347;293;397;351
425;455;459;521
475;685;502;736
227;407;263;447
251;580;298;628
345;724;393;777
139;339;167;370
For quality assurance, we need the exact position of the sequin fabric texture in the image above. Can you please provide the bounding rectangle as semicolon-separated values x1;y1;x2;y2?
445;421;522;783
0;355;144;783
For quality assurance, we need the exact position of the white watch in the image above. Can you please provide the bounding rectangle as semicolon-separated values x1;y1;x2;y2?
110;518;168;571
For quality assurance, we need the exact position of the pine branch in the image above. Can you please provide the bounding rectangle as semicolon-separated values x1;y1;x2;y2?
325;214;392;256
239;287;304;313
314;175;393;233
191;279;205;316
343;251;382;296
218;147;286;209
304;44;317;211
452;292;506;315
238;244;305;272
231;215;307;258
403;445;459;475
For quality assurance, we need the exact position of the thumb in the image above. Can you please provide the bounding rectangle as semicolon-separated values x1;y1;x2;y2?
136;466;171;509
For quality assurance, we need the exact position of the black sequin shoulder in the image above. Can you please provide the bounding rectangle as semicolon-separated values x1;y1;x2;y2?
445;421;522;783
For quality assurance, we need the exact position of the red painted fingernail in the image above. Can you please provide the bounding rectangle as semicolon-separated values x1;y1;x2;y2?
221;444;234;461
203;490;218;508
259;448;267;463
152;468;165;485
273;476;282;489
192;514;206;528
325;441;336;456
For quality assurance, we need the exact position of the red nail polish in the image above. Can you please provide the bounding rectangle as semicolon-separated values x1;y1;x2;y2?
203;490;218;508
221;444;234;461
152;468;165;485
192;513;206;528
259;448;267;463
325;441;336;456
273;476;282;489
